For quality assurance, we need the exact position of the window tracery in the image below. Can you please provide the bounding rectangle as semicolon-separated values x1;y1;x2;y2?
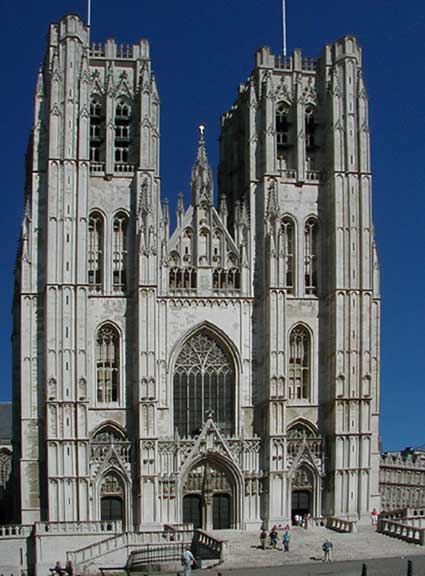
88;212;104;291
288;326;311;400
0;449;12;489
96;325;120;403
112;212;128;291
212;267;240;291
173;332;235;437
304;218;318;295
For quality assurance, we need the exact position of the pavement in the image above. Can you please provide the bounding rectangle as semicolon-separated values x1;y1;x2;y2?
203;525;425;574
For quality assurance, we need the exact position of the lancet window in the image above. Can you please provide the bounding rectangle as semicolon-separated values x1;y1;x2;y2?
279;217;294;293
90;97;104;163
0;449;12;489
114;99;131;164
173;332;235;437
112;212;128;291
304;218;318;295
276;102;290;155
88;212;104;290
288;326;311;400
212;268;240;291
96;325;120;403
305;107;317;152
169;267;197;291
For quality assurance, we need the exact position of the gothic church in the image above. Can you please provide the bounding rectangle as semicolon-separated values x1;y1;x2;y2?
12;13;381;536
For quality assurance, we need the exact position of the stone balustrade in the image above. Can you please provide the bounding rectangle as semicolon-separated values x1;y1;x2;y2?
378;518;425;545
0;524;32;538
35;520;122;535
68;529;194;566
326;517;358;533
194;529;229;560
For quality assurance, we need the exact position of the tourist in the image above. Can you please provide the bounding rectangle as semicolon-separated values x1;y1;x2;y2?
65;560;74;576
282;530;290;552
259;528;268;549
181;546;196;575
322;539;333;562
51;561;65;576
269;525;278;549
371;508;378;526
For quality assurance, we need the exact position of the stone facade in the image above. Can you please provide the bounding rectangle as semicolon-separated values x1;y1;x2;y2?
9;12;381;554
380;448;425;511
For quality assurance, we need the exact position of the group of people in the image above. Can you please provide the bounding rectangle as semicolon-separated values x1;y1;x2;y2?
259;525;334;562
50;560;74;576
259;525;291;551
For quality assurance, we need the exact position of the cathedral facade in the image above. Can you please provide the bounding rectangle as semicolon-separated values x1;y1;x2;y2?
12;14;381;533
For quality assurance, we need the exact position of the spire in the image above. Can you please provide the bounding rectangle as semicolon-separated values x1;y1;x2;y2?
177;192;184;227
191;124;213;206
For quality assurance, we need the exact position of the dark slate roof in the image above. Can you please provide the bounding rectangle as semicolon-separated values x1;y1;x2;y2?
0;403;12;442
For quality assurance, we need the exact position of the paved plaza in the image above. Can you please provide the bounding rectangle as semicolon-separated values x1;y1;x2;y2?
206;525;425;573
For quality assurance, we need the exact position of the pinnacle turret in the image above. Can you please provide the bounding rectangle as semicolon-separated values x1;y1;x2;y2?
191;125;213;206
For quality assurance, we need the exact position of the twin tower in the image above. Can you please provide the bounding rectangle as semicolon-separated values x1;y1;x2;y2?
13;14;380;530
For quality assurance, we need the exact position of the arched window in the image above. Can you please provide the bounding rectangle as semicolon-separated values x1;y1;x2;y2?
88;212;104;291
280;217;294;293
0;449;12;489
112;212;128;291
90;97;104;163
304;218;318;295
212;268;240;291
305;107;317;152
114;99;131;164
174;332;235;437
96;325;120;403
288;326;311;400
276;102;290;156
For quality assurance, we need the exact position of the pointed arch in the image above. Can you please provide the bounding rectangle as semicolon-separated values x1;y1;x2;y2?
90;96;105;163
114;97;131;164
88;211;104;291
112;211;129;291
279;215;295;293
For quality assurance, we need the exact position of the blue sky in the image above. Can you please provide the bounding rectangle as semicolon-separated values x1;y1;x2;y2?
0;0;424;450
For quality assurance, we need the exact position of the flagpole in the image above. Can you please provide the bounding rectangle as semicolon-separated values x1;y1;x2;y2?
88;0;91;27
282;0;287;56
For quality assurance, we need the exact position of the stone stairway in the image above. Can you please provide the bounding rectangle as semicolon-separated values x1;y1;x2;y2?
209;525;425;570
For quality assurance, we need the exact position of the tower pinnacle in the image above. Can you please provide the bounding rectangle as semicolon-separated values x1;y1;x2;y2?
191;124;213;205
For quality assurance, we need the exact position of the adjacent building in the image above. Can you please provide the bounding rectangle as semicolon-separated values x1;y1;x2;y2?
11;12;381;538
380;447;425;511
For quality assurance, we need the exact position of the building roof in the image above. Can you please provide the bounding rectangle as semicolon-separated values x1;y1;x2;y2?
0;403;12;443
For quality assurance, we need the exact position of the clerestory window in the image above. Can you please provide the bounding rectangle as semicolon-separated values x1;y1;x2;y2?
88;212;104;291
96;324;120;403
173;332;235;437
288;325;311;401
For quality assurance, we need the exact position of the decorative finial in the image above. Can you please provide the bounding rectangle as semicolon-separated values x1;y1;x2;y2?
199;124;205;136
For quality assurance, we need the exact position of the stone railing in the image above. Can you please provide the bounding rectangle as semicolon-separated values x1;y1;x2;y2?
378;518;425;545
306;170;320;181
68;529;193;567
193;529;228;561
35;520;122;535
90;161;105;173
0;524;32;538
326;517;358;533
114;163;135;174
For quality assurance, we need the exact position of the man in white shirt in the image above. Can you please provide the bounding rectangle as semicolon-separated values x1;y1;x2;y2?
181;546;195;575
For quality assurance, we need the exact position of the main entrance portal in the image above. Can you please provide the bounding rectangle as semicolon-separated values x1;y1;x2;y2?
182;459;235;530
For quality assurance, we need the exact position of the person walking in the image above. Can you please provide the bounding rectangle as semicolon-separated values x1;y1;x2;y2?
282;530;290;552
181;546;196;575
259;528;268;549
322;539;333;562
269;526;278;549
